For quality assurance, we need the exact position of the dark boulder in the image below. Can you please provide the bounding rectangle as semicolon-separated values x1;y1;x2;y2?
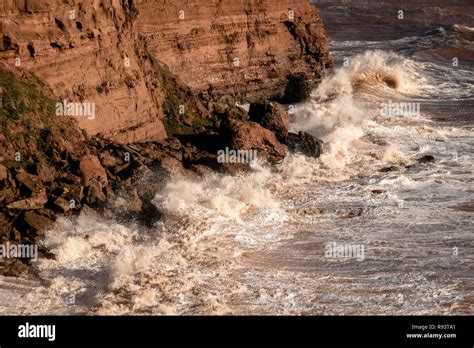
248;101;289;142
286;131;323;158
280;73;313;104
380;165;400;172
417;155;435;163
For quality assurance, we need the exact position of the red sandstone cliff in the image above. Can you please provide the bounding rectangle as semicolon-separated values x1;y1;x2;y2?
0;1;331;273
138;0;331;100
0;0;167;143
0;0;331;143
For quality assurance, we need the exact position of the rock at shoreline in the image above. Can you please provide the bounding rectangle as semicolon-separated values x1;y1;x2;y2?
280;73;314;104
0;213;11;238
380;165;400;172
286;132;323;158
54;197;71;213
0;187;17;205
79;155;108;186
248;101;289;142
228;120;287;161
84;179;107;204
1;259;29;277
24;211;54;231
62;184;84;204
417;155;435;163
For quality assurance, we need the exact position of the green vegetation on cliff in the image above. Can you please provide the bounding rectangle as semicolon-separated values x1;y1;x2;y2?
0;67;86;168
146;52;213;136
0;69;55;140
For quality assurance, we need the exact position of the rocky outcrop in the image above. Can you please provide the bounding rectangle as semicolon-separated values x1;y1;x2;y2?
0;0;331;143
0;67;198;275
228;119;287;161
0;0;167;143
248;101;289;142
79;155;108;186
417;155;435;163
139;0;332;102
0;1;332;275
286;131;323;158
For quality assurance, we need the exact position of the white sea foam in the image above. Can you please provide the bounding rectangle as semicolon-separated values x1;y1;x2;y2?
1;49;472;316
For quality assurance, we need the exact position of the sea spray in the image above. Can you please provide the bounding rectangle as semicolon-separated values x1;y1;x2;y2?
3;47;472;316
153;169;280;220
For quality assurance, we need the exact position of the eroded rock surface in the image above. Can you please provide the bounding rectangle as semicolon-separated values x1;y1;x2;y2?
0;1;332;275
0;0;331;142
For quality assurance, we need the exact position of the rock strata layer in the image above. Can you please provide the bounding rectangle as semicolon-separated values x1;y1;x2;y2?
0;0;331;142
0;1;332;275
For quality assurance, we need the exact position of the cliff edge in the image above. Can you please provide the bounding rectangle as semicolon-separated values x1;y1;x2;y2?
0;0;331;143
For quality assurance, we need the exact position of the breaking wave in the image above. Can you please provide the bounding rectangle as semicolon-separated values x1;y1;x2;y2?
2;48;472;315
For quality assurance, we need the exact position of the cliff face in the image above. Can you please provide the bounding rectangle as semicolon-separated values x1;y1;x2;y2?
0;1;331;274
0;0;167;143
137;0;332;101
0;0;331;143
